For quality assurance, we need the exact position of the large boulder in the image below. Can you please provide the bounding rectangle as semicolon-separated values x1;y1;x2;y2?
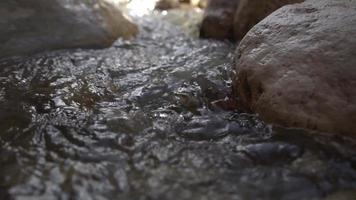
0;0;138;58
234;0;356;138
233;0;304;41
200;0;240;40
200;0;303;41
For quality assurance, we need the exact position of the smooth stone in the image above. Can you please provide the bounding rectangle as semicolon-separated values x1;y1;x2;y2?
233;0;356;138
233;0;304;40
0;0;138;59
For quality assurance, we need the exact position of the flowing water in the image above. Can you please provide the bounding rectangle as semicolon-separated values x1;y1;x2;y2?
0;8;356;200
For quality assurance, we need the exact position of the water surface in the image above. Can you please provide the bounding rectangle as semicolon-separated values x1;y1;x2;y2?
0;9;356;200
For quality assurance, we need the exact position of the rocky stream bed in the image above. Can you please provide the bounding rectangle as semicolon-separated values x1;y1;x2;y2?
0;7;356;200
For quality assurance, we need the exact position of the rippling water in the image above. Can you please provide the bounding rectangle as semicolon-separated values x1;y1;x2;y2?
0;9;356;200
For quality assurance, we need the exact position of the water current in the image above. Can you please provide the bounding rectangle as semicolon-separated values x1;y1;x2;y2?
0;8;356;200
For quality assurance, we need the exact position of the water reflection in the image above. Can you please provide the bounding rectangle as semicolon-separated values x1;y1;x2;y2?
0;7;355;200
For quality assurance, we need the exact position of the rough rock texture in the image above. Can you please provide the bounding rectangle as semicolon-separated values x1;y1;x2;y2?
0;0;138;58
234;0;356;138
233;0;304;40
200;0;240;40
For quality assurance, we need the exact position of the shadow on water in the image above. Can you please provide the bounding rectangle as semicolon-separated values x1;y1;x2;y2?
0;9;355;200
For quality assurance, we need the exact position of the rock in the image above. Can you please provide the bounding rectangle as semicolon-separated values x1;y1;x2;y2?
200;0;240;40
233;0;304;41
155;0;180;10
234;0;356;138
200;0;302;41
0;0;138;59
155;0;207;11
191;0;209;8
179;0;191;3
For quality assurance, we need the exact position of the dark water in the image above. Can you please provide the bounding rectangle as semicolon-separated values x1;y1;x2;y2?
0;11;356;200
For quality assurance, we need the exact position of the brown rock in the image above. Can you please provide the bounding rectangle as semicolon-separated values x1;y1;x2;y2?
155;0;180;10
191;0;209;8
200;0;302;41
200;0;240;40
233;0;304;41
234;0;356;138
0;0;138;59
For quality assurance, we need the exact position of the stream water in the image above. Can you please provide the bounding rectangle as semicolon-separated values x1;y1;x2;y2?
0;8;356;200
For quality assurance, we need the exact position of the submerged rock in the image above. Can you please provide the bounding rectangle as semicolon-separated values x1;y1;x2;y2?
233;0;303;40
0;0;138;58
200;0;240;40
234;0;356;138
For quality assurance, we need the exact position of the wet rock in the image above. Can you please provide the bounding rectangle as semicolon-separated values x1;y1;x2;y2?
200;0;302;41
155;0;180;10
0;0;138;58
166;0;208;8
233;0;303;40
200;0;240;40
190;0;209;8
234;0;356;138
197;0;209;8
